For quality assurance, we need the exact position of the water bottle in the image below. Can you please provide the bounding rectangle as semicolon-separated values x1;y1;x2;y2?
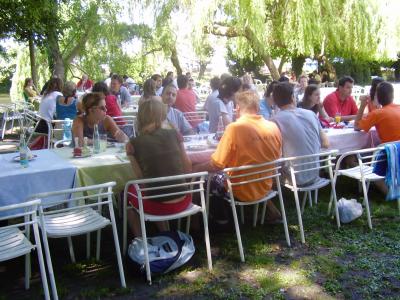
19;134;29;168
63;118;72;141
93;124;101;154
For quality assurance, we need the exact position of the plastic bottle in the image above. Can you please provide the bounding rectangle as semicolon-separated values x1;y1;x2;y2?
63;118;72;141
93;124;101;154
19;134;29;168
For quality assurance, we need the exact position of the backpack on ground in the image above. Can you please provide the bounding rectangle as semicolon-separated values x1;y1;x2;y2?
127;231;195;275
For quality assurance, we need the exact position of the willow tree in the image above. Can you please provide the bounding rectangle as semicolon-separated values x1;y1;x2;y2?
194;0;380;79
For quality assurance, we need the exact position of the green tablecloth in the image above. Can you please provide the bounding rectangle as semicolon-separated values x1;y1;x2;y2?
52;146;135;194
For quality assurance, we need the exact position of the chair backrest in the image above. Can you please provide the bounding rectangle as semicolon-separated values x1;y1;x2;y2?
23;109;51;146
124;172;208;212
0;199;41;232
222;159;282;196
183;111;208;126
281;150;339;186
113;116;136;138
335;147;385;173
29;182;116;216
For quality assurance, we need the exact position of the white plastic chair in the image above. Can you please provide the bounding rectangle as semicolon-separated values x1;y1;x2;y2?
31;182;126;300
113;115;136;138
23;109;52;148
282;150;339;243
0;200;50;299
330;146;386;229
123;172;212;284
0;104;24;139
219;160;291;262
183;111;208;128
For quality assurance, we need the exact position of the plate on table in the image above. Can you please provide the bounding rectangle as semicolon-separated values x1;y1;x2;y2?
72;153;92;158
183;136;192;143
186;144;208;151
12;154;37;162
207;135;220;148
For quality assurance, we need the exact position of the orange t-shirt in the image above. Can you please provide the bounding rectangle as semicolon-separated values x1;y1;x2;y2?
211;114;282;202
357;103;400;143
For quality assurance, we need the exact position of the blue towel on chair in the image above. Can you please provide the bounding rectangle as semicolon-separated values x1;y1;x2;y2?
385;143;400;201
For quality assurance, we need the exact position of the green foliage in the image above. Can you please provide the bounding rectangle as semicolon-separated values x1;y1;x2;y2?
332;58;372;85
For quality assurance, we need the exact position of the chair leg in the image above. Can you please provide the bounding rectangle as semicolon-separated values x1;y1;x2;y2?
96;230;101;261
231;200;245;262
276;185;291;247
327;191;334;216
177;218;181;231
40;231;58;300
293;190;306;243
301;192;307;214
185;216;191;234
253;204;259;227
140;218;152;284
240;206;244;224
206;178;211;217
308;191;313;208
361;180;373;229
86;233;91;260
33;224;51;300
201;209;213;270
260;202;267;225
314;189;318;205
108;205;126;288
67;236;76;263
25;253;30;290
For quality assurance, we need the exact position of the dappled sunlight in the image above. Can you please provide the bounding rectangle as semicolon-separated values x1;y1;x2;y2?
180;269;205;282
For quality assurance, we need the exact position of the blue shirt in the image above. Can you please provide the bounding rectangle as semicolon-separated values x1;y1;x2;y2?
56;97;77;120
259;98;273;120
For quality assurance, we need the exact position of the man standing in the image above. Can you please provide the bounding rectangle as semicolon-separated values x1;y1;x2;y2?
272;82;329;185
110;74;131;108
355;81;400;143
193;90;283;222
323;76;358;121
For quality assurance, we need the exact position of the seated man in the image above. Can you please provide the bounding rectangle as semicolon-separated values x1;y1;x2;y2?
110;74;132;108
77;74;93;92
323;76;358;121
193;90;283;222
272;82;329;186
355;81;400;143
162;84;194;136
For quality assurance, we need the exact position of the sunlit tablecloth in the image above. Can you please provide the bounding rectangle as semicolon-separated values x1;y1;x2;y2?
53;146;135;194
122;105;138;116
0;149;76;215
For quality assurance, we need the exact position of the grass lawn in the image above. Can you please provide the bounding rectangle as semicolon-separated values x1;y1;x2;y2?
1;175;399;300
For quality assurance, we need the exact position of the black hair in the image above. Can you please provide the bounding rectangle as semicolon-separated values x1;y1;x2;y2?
218;76;242;100
177;75;188;89
151;74;162;81
92;81;109;96
273;82;294;107
210;76;221;91
369;77;384;100
278;75;289;82
376;82;394;106
338;76;354;87
264;80;279;98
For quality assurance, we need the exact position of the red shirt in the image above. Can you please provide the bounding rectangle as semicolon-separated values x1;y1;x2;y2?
77;79;93;91
174;89;196;113
323;90;358;117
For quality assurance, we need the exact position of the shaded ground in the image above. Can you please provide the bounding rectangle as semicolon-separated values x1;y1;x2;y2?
1;175;399;300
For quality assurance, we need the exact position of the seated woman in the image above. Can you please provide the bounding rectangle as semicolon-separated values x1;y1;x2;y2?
72;92;127;147
138;78;157;106
56;81;78;120
299;84;333;126
366;77;384;112
125;99;192;237
23;78;39;102
91;81;123;119
208;76;242;133
259;80;278;119
37;77;64;134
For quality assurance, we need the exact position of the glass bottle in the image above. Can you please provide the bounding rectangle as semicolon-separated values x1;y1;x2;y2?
93;124;101;154
19;134;29;168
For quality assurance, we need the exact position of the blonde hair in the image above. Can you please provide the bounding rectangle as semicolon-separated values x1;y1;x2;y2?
63;81;77;97
235;90;259;112
82;92;105;115
137;98;167;134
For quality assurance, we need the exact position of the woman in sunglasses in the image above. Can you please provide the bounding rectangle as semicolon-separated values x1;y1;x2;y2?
72;92;128;147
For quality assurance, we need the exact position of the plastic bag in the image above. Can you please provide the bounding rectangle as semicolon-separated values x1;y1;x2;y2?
337;198;363;223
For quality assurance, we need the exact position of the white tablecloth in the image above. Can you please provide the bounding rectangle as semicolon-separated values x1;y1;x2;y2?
185;128;380;165
0;149;76;216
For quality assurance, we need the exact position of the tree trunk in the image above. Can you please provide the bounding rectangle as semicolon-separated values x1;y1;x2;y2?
28;35;38;86
198;61;208;79
204;24;280;80
292;55;306;79
170;46;182;76
46;27;65;80
278;56;286;75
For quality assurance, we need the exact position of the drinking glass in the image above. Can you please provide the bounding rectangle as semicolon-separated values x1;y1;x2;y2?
100;134;107;152
335;112;341;124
